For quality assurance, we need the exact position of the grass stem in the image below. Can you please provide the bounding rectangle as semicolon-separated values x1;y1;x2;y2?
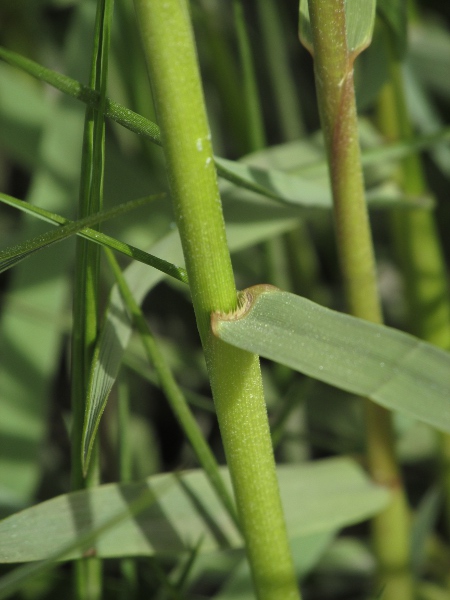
132;1;301;598
305;1;413;596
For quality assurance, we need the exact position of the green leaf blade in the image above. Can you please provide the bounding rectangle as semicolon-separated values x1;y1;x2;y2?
212;286;450;433
0;459;389;563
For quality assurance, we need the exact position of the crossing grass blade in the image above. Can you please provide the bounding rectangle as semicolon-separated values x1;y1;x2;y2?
212;286;450;434
0;45;433;213
0;192;188;283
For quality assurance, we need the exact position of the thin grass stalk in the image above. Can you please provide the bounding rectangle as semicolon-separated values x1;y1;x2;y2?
232;0;266;151
231;1;295;302
195;1;248;155
376;32;450;536
70;0;113;597
117;377;139;600
132;1;300;598
256;0;304;140
306;1;413;597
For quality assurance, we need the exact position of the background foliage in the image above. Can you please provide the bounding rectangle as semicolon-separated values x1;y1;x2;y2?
0;0;449;598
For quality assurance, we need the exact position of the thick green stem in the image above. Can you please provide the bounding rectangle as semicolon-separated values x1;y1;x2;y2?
306;1;413;597
133;1;300;598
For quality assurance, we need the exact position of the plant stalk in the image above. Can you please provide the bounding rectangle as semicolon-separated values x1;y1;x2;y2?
306;1;413;597
377;31;450;537
133;1;300;598
70;1;114;597
232;0;266;151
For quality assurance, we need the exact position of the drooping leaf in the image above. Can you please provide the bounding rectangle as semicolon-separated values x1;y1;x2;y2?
212;286;450;433
299;0;376;59
0;458;389;563
217;156;428;210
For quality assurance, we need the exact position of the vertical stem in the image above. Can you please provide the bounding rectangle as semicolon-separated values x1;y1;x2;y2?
306;2;413;597
377;35;450;535
133;1;301;599
117;377;138;600
71;0;113;597
256;0;305;140
232;0;266;151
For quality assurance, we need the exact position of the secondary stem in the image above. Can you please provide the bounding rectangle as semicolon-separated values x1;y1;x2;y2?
377;30;450;539
306;1;413;597
133;1;300;598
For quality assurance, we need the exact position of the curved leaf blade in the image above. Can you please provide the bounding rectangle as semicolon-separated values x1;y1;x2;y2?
212;286;450;433
0;458;389;563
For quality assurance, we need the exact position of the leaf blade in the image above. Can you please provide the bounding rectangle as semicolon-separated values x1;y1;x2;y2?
0;459;389;563
212;286;450;433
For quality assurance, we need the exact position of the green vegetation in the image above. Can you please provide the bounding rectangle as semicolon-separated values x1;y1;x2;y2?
0;1;449;599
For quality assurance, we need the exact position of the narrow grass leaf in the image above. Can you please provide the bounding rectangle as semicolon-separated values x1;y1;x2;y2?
0;193;178;273
70;0;115;498
0;458;389;562
299;0;376;59
0;46;427;212
0;192;187;283
0;46;162;145
212;286;450;434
